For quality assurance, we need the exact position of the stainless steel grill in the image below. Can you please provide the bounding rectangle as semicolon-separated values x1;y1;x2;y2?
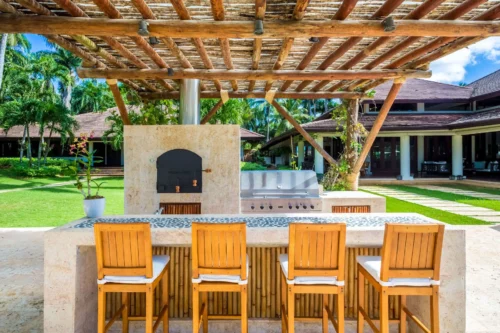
240;170;322;213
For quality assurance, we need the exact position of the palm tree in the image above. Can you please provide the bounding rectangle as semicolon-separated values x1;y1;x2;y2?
0;98;40;164
271;99;312;137
30;52;69;96
41;48;82;108
71;79;115;114
0;33;31;91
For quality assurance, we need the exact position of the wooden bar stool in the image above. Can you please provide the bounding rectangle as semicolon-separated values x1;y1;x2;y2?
94;222;170;333
280;222;347;333
357;223;445;333
191;222;248;333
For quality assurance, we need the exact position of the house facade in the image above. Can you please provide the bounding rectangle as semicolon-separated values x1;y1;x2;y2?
263;71;500;179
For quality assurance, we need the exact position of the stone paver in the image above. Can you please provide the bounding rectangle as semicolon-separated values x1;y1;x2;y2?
1;227;498;332
415;185;500;201
362;186;500;223
0;181;74;194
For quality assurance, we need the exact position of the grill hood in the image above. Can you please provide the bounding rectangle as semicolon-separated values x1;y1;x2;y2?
240;170;320;198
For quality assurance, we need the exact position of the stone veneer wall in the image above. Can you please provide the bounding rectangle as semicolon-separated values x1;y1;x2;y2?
124;125;240;214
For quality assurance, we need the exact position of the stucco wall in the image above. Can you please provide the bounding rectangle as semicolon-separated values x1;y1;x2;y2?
124;125;240;214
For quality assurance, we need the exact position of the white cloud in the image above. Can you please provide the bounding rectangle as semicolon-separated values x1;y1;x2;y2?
429;37;500;84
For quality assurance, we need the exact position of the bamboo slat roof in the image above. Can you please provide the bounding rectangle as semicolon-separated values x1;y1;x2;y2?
2;0;500;97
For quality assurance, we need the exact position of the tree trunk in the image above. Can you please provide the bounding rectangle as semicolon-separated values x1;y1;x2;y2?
63;73;75;109
44;127;54;164
26;126;32;166
37;128;44;167
0;34;7;92
345;99;360;190
345;173;359;191
19;125;26;162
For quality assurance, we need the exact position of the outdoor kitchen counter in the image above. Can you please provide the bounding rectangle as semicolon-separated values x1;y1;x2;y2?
44;213;465;333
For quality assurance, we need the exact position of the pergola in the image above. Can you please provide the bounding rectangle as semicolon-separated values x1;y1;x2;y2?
1;0;499;188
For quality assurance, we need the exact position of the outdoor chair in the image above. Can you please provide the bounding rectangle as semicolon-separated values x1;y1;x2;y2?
94;222;170;333
357;223;445;333
191;222;248;333
280;223;346;333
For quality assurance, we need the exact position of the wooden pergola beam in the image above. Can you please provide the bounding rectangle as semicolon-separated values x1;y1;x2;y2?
77;68;431;81
200;100;224;124
352;79;404;175
2;15;500;38
139;91;367;100
107;79;131;125
271;100;336;165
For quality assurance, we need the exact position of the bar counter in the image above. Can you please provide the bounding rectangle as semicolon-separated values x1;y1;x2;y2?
44;213;465;333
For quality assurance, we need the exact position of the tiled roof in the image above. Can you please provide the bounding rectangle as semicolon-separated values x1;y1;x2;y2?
262;110;500;149
449;107;500;129
0;107;263;141
467;70;500;99
368;79;473;103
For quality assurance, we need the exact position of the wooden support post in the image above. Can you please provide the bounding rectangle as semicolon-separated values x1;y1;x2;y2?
271;100;337;165
200;99;224;124
107;79;131;125
352;79;404;177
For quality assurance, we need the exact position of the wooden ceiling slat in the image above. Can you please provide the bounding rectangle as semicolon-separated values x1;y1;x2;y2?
346;0;491;92
2;0;499;96
170;0;222;91
295;0;404;93
140;91;367;100
248;0;266;92
210;0;238;91
279;0;359;92
323;0;447;93
264;0;310;92
0;0;143;91
90;0;175;91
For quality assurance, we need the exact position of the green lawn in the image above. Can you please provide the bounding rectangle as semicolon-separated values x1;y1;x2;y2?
0;170;71;191
0;177;124;228
362;190;489;225
385;185;500;212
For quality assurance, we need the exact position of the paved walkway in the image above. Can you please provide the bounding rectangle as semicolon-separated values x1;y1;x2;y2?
362;186;500;223
0;180;75;194
1;227;498;332
414;185;500;201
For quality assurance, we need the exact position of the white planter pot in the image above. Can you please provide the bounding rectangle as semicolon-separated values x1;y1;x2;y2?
83;197;106;218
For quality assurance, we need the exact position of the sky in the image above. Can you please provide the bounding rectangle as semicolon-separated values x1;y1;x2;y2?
25;34;500;86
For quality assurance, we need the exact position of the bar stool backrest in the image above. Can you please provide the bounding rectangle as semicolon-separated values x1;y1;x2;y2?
94;222;153;279
191;222;247;280
380;223;445;282
288;223;346;281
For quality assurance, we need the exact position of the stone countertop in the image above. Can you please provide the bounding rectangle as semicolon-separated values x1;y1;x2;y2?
63;213;440;230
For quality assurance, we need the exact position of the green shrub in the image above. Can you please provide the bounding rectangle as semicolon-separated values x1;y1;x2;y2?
240;162;267;171
0;157;71;177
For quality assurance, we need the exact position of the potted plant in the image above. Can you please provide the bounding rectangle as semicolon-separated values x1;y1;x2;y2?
69;132;106;218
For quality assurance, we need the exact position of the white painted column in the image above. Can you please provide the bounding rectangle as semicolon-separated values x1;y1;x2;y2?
417;136;425;172
400;135;413;180
240;142;244;161
471;135;476;163
314;136;324;174
417;103;425;112
452;134;463;176
297;141;305;168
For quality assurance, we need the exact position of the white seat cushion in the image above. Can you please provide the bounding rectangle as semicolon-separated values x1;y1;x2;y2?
97;255;170;285
192;255;249;285
357;256;439;287
278;254;344;286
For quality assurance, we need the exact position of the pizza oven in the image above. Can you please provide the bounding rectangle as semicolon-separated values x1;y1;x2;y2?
156;149;204;193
